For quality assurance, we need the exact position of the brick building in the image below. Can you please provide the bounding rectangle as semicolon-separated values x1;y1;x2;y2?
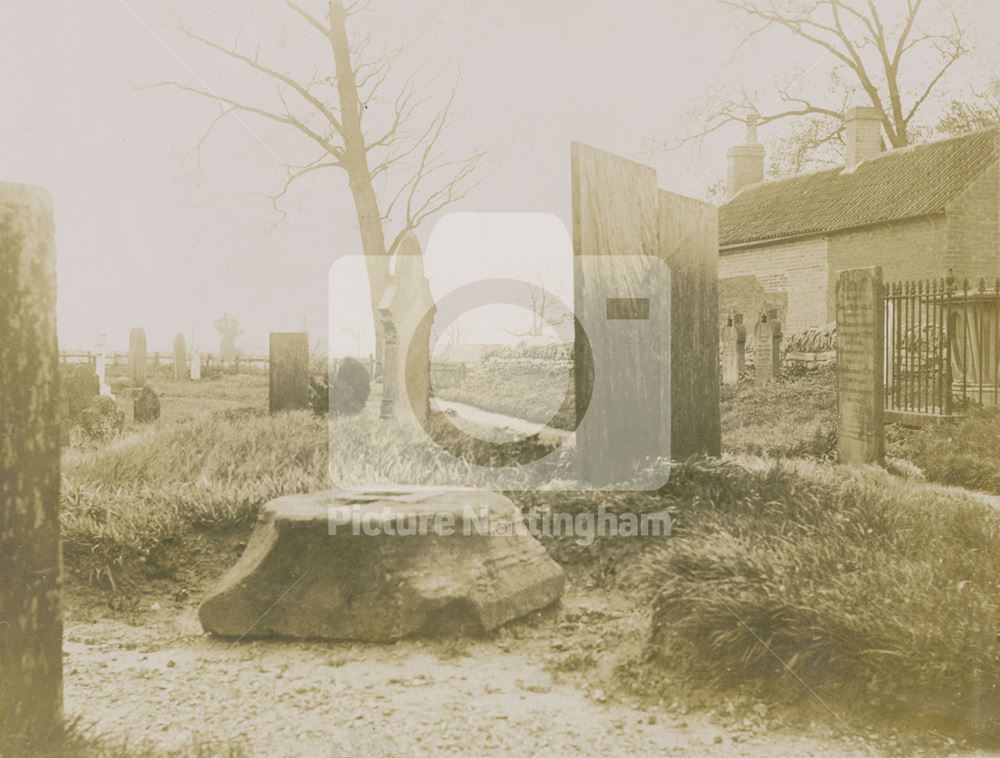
718;108;1000;335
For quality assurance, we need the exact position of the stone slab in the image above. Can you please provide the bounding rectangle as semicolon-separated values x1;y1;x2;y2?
199;488;565;641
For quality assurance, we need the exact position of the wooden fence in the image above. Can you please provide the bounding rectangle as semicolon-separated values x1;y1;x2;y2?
60;351;469;387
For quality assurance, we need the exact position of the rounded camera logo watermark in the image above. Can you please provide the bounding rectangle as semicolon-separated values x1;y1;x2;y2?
328;504;672;547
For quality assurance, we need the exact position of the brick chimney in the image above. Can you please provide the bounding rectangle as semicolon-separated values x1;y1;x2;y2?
726;115;765;198
845;106;883;166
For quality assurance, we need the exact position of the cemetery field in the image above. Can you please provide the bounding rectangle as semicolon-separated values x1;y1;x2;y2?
51;372;1000;754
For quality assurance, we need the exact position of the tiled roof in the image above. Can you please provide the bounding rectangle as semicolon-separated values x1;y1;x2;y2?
719;127;999;248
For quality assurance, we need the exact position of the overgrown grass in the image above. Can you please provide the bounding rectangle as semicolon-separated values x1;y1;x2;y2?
721;366;838;460
636;456;1000;741
61;408;330;589
888;408;1000;495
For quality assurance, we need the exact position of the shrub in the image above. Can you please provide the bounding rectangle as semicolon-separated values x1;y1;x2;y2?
310;357;371;416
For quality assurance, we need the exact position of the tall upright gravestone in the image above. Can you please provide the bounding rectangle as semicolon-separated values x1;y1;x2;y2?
571;143;720;483
659;190;721;459
269;333;310;413
128;327;147;388
0;182;63;745
836;267;884;464
722;313;746;385
378;233;434;425
753;309;782;382
173;333;187;380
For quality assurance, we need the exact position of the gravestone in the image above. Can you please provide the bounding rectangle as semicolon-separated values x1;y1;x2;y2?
199;488;565;641
173;333;187;380
659;189;721;459
128;327;147;388
269;332;310;413
190;350;201;381
62;364;100;433
151;352;160;369
378;233;435;425
753;308;782;382
0;181;62;743
571;143;720;482
836;267;884;464
722;313;746;384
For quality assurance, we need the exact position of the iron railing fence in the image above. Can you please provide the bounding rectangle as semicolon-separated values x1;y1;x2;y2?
884;276;1000;421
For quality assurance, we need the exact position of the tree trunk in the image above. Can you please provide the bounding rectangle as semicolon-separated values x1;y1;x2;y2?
329;0;391;362
0;182;63;750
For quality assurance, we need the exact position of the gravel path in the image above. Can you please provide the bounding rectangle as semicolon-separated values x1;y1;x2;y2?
62;594;900;757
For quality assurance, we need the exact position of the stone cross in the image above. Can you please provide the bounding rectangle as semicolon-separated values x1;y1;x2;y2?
0;181;63;742
269;332;310;413
377;234;435;425
173;333;187;380
721;312;746;385
128;326;147;388
753;308;782;382
95;333;112;396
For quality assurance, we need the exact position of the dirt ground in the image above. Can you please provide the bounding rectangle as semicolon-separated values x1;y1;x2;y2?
60;536;976;758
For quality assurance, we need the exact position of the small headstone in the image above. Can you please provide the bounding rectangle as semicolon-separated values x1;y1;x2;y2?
753;309;782;382
190;350;201;381
378;234;435;424
62;364;100;430
133;385;161;424
173;333;187;380
128;327;147;388
836;267;884;464
151;352;160;369
269;333;310;413
721;313;746;385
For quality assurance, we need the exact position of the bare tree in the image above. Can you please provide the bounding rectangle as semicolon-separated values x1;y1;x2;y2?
147;0;488;354
673;0;969;171
938;79;1000;134
507;278;568;339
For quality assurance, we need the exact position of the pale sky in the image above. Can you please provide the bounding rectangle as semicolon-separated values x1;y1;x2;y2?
2;0;996;354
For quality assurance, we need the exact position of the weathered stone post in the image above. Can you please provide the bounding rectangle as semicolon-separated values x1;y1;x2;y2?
836;267;884;464
128;327;147;388
721;313;746;385
190;350;201;381
0;182;63;746
377;234;434;425
753;308;782;382
173;333;187;380
269;333;310;413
